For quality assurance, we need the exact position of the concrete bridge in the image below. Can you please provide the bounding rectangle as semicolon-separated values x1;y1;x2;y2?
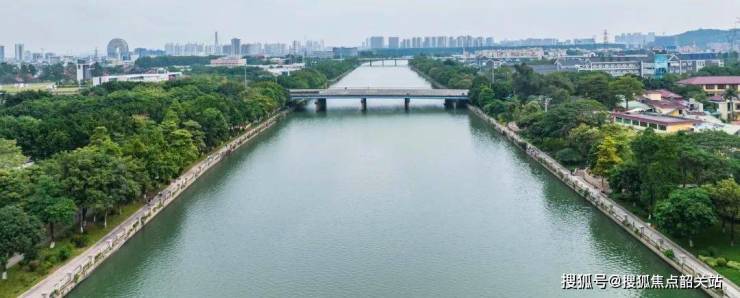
289;88;469;111
356;58;409;67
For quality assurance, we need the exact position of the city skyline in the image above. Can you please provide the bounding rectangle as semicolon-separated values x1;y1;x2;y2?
1;0;738;55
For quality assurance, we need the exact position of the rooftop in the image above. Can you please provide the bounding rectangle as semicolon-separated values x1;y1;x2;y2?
645;89;683;100
639;98;685;110
677;76;740;85
612;112;702;125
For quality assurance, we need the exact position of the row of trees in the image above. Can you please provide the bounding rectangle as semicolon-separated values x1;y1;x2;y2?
277;59;359;89
0;63;79;84
0;62;131;85
410;56;715;110
0;77;288;278
0;57;359;280
411;56;740;250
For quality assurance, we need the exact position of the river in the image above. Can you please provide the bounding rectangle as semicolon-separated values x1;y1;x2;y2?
69;61;703;297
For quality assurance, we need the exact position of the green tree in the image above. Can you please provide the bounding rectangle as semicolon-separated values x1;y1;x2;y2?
655;188;717;247
609;160;642;205
706;179;740;246
197;108;229;147
0;169;28;208
631;129;680;217
527;99;607;139
26;176;77;243
0;205;44;280
593;136;623;184
0;139;27;169
576;72;612;107
567;124;601;162
609;76;644;107
512;64;543;99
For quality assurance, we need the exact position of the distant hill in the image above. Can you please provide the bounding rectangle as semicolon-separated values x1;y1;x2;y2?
653;28;738;48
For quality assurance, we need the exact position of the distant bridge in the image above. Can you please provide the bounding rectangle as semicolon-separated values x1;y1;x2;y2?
289;88;469;111
356;58;409;67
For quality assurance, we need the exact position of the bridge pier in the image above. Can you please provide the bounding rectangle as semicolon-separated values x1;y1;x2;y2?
404;98;410;111
444;99;454;109
315;98;327;112
456;100;468;109
361;98;367;111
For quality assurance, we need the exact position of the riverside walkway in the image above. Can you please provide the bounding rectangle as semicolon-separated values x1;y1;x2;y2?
21;110;289;298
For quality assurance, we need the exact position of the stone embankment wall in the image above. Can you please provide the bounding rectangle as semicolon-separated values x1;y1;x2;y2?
23;110;290;298
469;106;738;298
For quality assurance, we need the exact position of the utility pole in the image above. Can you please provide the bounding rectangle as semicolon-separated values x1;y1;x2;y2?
543;96;552;113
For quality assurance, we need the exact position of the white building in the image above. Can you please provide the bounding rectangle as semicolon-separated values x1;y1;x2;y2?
92;72;183;86
209;57;246;67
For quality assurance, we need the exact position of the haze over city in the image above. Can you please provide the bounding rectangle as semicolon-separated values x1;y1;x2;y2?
2;0;739;54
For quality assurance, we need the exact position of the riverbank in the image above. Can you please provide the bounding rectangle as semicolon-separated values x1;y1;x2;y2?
20;108;291;298
408;65;446;89
468;106;739;298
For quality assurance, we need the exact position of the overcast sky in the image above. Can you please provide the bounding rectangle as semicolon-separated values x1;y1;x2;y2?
2;0;738;55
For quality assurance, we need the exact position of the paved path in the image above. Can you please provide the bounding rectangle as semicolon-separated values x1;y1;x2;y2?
21;111;287;298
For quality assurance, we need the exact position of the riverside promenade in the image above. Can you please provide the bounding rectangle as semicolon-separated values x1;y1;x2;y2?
469;106;740;298
21;110;290;298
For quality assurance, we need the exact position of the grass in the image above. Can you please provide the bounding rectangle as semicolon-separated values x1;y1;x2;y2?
0;201;143;298
683;224;740;283
0;82;79;95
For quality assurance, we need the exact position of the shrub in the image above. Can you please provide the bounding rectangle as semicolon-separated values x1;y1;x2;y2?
663;249;675;259
26;260;40;272
716;257;727;267
44;254;59;264
57;244;73;261
39;261;53;274
555;148;583;165
71;234;89;248
707;246;719;257
727;261;740;270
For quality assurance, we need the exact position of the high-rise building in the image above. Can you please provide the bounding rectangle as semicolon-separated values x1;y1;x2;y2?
388;37;400;49
436;36;446;48
412;37;422;48
264;43;287;56
14;44;24;62
245;43;263;56
214;31;221;55
615;32;656;48
485;37;495;47
230;38;241;56
76;60;92;84
0;46;4;63
332;47;358;58
369;36;385;49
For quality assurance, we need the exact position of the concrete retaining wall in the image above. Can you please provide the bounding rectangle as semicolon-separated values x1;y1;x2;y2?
469;106;738;298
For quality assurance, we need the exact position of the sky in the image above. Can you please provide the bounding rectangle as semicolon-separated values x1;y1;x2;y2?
1;0;738;55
